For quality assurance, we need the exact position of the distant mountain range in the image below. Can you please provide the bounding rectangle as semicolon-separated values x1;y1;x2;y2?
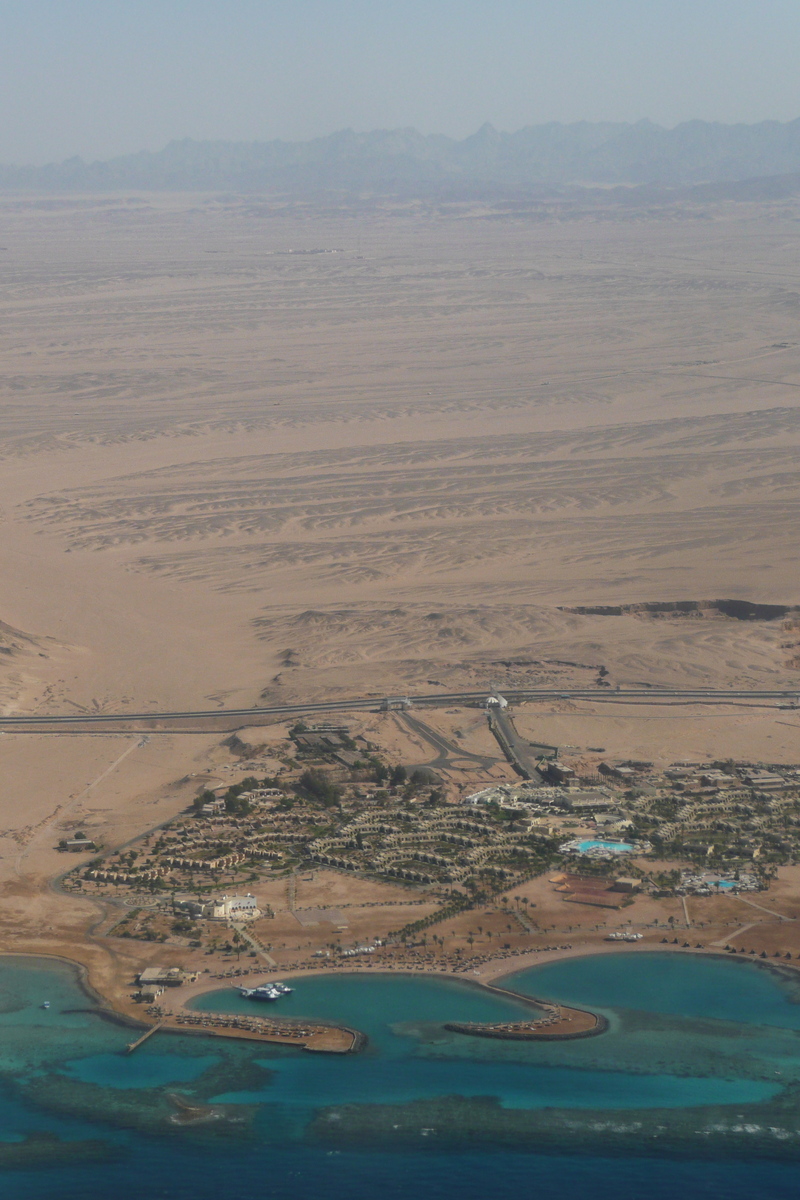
5;119;800;195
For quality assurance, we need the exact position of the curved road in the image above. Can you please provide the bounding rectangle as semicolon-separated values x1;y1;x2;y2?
397;711;501;771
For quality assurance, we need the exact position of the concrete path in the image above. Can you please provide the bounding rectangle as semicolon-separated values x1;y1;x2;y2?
231;921;276;967
735;895;794;921
709;920;764;948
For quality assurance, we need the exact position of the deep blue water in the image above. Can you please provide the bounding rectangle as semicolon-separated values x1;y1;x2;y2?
3;952;800;1198
12;1142;800;1200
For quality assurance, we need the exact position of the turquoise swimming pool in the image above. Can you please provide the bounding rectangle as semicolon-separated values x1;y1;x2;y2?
575;839;635;853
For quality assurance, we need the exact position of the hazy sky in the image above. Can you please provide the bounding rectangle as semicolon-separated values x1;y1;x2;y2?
2;0;800;163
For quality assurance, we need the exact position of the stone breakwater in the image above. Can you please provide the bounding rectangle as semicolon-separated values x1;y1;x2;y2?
444;1005;606;1041
161;969;602;1053
149;1007;363;1053
444;979;605;1040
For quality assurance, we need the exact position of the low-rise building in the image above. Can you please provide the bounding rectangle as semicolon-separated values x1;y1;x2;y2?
203;893;260;921
137;966;189;987
612;877;641;893
744;770;788;791
59;835;98;851
136;984;164;1002
543;762;576;785
599;763;637;782
561;789;615;812
200;798;226;816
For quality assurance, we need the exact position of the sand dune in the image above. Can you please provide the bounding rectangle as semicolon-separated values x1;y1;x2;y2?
247;601;798;704
20;404;800;612
0;617;73;714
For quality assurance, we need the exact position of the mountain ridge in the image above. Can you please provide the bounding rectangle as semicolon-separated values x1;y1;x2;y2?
5;118;800;194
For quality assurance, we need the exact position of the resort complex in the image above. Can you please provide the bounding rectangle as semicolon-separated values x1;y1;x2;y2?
44;704;800;1031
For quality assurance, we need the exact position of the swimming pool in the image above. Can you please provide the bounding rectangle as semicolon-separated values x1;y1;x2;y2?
574;839;635;854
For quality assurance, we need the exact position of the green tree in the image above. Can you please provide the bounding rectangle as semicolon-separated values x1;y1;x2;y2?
224;784;252;815
296;769;342;807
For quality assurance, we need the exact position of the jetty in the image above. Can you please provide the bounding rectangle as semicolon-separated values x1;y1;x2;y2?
445;979;605;1041
150;1008;362;1053
445;1002;605;1041
126;1019;165;1053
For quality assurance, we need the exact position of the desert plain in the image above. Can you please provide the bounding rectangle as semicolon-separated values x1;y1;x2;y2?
0;190;799;1008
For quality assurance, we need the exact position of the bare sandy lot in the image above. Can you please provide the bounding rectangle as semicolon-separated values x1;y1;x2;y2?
0;192;798;982
512;702;800;767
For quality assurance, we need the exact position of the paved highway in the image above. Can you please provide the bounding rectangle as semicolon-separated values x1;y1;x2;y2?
0;687;797;727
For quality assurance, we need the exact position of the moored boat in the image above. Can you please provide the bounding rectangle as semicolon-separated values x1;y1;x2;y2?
238;985;280;1001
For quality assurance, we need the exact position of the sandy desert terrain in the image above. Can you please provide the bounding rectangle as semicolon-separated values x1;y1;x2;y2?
0;191;798;979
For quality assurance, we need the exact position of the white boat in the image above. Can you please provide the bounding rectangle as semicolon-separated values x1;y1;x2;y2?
41;1001;50;1009
272;982;294;994
238;985;280;1001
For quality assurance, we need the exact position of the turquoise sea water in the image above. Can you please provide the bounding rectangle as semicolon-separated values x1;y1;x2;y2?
190;970;781;1110
510;951;800;1025
3;952;800;1197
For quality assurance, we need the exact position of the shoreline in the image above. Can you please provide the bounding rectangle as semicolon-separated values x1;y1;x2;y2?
152;938;800;1046
170;935;781;1006
177;963;605;1043
0;950;151;1032
4;938;798;1054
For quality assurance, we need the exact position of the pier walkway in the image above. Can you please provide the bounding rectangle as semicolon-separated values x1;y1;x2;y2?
126;1020;164;1053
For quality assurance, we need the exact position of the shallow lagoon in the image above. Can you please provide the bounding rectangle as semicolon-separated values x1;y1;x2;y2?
509;951;800;1026
191;969;783;1110
3;952;800;1198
